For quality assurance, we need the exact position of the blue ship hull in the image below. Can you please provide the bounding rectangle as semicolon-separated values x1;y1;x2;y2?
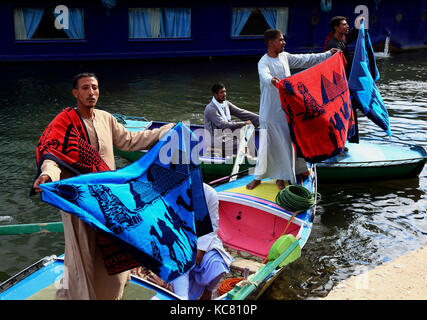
1;0;425;62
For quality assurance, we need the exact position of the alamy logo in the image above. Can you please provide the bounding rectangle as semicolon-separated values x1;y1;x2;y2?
54;5;69;30
354;5;369;29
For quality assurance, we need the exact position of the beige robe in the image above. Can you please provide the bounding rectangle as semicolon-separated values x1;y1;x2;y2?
40;109;173;300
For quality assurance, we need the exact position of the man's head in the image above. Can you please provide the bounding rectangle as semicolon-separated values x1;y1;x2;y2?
72;72;99;109
330;16;349;35
212;82;227;103
264;29;285;53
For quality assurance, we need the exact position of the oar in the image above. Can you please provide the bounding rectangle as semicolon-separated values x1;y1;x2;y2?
208;169;250;187
229;124;255;182
0;222;63;235
227;235;301;300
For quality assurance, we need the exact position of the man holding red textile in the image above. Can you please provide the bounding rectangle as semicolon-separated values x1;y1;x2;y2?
246;29;338;190
32;73;173;299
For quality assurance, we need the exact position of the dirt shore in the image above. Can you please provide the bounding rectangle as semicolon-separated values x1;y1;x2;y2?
323;243;427;300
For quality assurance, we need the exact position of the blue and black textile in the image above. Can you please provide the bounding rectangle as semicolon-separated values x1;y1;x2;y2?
40;123;212;282
348;20;391;136
31;107;111;196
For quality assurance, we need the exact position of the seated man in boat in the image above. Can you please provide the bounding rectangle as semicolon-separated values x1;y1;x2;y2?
170;183;233;300
204;82;259;158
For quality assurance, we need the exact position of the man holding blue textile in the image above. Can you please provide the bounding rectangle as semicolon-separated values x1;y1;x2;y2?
324;16;359;77
32;73;174;300
325;16;360;143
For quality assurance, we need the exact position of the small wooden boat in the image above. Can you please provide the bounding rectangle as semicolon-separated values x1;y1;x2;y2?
112;114;259;182
316;138;427;182
214;167;317;300
113;115;427;182
0;167;317;300
0;255;180;300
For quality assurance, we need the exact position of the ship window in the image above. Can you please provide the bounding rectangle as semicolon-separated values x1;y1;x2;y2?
129;8;191;39
231;7;289;37
13;7;85;40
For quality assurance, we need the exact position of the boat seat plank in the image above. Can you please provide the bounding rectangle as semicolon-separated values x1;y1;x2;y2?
25;280;158;300
26;283;56;300
223;179;285;203
230;257;264;275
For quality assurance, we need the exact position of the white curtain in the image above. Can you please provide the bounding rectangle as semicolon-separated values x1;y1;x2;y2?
13;8;44;40
148;8;161;38
14;8;26;40
276;7;289;36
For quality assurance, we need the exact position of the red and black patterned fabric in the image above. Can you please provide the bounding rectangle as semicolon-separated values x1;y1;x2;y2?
33;107;139;275
277;52;355;163
34;107;110;184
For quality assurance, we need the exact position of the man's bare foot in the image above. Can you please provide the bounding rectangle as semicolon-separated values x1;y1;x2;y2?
246;179;261;190
276;180;286;190
199;289;212;300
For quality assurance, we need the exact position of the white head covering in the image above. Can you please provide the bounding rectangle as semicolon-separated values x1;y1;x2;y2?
211;97;231;122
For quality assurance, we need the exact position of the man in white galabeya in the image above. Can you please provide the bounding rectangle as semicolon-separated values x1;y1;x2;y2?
246;29;338;190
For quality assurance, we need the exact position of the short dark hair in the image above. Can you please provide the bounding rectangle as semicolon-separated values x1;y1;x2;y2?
264;29;282;47
73;72;98;89
330;16;348;32
212;82;225;94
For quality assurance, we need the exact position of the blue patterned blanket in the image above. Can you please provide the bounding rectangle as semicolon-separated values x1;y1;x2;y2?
348;20;391;136
40;122;212;282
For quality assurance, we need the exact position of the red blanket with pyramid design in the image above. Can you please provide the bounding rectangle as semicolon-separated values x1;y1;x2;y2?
276;52;355;163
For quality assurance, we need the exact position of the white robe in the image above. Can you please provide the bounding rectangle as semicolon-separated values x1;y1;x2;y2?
254;51;332;183
197;184;233;267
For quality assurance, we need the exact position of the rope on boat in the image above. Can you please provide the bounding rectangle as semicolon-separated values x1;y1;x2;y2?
259;184;321;265
217;277;243;296
275;184;320;215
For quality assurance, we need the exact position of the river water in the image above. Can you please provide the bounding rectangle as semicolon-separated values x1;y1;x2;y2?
0;49;426;299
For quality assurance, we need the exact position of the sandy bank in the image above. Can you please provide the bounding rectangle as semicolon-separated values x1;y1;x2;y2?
323;243;427;300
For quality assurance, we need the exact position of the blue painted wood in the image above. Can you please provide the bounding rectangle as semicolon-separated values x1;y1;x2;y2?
0;256;178;300
0;0;425;61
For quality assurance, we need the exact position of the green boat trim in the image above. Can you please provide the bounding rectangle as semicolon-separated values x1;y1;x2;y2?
0;222;64;235
114;146;256;182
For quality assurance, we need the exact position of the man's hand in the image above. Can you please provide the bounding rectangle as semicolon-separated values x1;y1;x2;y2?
271;76;280;85
196;249;205;265
159;122;176;139
330;48;341;54
244;120;252;125
32;174;51;193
